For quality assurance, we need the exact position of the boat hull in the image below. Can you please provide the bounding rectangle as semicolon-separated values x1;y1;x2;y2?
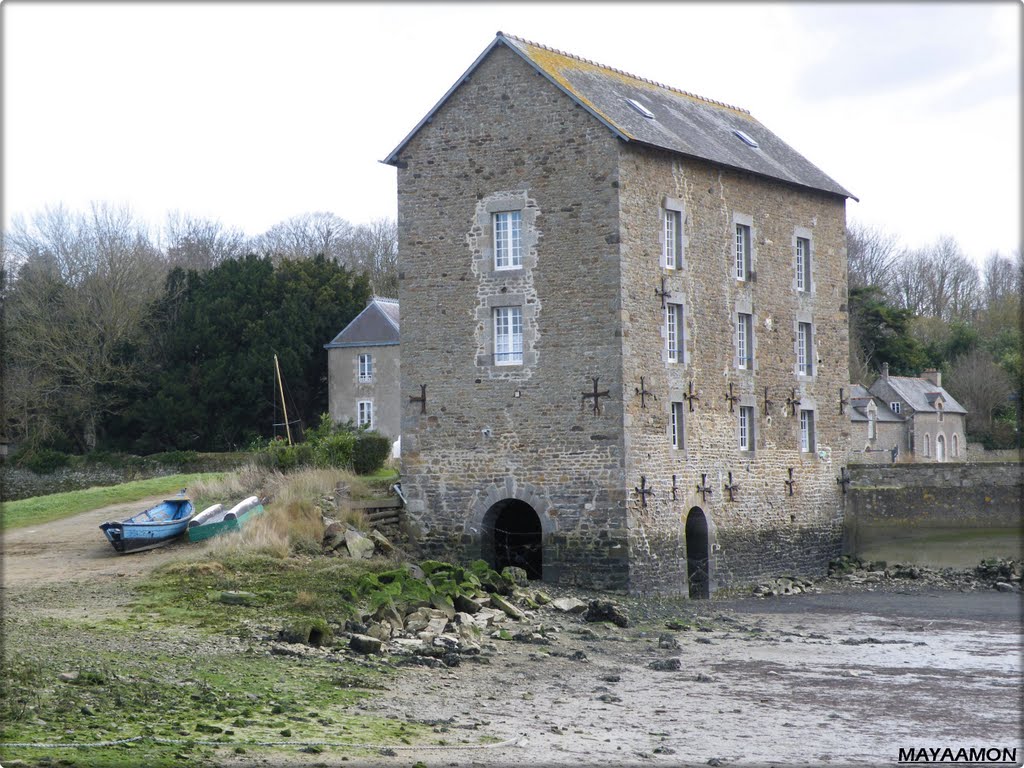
100;499;194;554
187;497;263;543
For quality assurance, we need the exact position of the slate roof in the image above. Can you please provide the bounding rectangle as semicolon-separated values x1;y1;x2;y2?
324;297;399;349
875;376;967;415
384;32;855;201
849;385;903;423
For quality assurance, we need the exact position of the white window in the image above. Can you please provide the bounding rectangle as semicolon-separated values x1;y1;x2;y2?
739;406;754;451
671;401;684;450
494;211;522;270
924;433;931;457
890;401;901;415
798;322;813;376
936;434;946;462
357;400;373;429
796;237;811;292
800;409;815;453
666;303;684;363
664;208;683;269
737;313;753;369
735;224;751;280
494;306;523;365
358;353;373;382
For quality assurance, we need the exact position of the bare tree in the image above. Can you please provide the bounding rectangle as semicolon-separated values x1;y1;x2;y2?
251;212;356;266
890;236;979;322
947;348;1014;436
163;211;247;271
889;249;930;316
846;221;903;291
4;203;166;450
352;218;398;296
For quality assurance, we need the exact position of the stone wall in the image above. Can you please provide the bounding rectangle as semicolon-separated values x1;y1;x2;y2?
845;462;1023;549
4;464;182;502
616;145;849;591
395;44;632;590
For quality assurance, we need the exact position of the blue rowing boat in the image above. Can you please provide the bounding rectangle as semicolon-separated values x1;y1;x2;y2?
99;495;195;553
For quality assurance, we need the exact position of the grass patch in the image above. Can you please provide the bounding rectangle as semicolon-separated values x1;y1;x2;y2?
2;473;224;530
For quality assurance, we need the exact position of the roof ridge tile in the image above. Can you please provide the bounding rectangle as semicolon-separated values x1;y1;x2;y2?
500;31;751;116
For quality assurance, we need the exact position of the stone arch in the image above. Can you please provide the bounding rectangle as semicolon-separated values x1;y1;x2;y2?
685;507;713;599
467;480;554;579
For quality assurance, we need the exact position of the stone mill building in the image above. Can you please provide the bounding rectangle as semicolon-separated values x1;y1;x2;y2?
384;33;856;596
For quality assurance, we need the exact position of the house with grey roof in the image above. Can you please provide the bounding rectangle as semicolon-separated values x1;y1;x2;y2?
324;297;400;444
849;384;905;463
386;32;855;596
866;363;967;462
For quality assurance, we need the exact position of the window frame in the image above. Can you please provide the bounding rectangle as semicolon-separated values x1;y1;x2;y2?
493;306;524;366
737;312;754;370
797;322;814;377
664;208;682;270
890;401;901;415
800;409;816;453
671;401;684;450
739;405;755;452
952;433;959;458
357;400;374;430
735;223;752;281
493;210;523;271
666;302;684;364
796;236;812;292
357;353;373;383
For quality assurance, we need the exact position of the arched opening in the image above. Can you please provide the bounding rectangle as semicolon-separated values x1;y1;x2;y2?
685;507;711;599
952;434;959;458
484;499;543;580
936;434;946;462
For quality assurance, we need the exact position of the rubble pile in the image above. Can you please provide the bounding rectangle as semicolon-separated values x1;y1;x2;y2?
753;555;1023;598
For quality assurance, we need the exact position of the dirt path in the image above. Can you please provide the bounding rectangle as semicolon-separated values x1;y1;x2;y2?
1;496;194;586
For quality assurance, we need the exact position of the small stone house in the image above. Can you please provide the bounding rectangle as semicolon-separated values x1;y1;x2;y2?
867;364;967;462
384;33;856;596
848;384;905;463
324;297;401;443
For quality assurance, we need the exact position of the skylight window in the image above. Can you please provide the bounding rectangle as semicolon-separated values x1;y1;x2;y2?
626;98;655;119
733;129;759;148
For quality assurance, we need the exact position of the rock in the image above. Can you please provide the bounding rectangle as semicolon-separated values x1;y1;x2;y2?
695;673;716;682
404;609;432;634
533;591;553;605
596;693;622;703
584;600;630;628
430;594;456;620
218;590;257;606
344;529;376;560
345;619;369;635
404;562;426;580
489;594;525;620
648;658;681;671
59;671;79;682
349;634;383;654
994;582;1016;593
425;616;449;636
658;633;680;649
366;621;392;642
568;650;588;661
550;597;588;614
453;593;481;614
501;566;529;587
369;529;394;554
373;601;405;632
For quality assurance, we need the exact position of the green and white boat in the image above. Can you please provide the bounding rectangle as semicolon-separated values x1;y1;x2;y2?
187;496;264;543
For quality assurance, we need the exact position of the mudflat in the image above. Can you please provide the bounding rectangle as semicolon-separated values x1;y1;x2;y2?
2;504;1021;767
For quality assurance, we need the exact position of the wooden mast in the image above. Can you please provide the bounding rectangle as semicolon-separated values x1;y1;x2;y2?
274;354;293;446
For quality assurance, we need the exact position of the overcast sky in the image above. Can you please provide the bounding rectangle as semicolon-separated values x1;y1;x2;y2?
3;2;1020;265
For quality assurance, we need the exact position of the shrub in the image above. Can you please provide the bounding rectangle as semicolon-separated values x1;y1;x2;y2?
314;432;356;469
13;447;71;474
352;431;391;475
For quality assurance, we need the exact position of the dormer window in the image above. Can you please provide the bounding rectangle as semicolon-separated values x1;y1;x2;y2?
626;98;655;119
